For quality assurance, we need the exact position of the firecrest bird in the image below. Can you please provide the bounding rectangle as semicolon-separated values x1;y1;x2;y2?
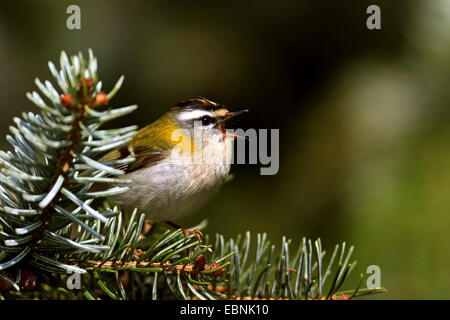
99;98;248;236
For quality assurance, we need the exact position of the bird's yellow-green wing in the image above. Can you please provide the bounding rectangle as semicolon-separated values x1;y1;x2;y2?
98;113;184;173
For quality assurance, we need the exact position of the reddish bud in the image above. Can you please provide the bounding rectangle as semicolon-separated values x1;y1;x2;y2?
195;255;207;267
20;270;37;290
76;77;93;94
60;94;75;108
95;93;108;106
206;263;225;277
84;77;92;88
193;254;207;273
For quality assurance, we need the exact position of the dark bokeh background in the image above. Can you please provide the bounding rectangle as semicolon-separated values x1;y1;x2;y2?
1;0;450;298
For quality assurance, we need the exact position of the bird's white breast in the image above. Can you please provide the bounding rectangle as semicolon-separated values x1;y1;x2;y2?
114;137;233;221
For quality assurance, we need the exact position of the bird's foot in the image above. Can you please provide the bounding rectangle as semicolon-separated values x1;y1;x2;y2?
181;228;203;241
165;221;203;241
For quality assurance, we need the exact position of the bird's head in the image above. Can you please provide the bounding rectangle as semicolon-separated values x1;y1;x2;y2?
168;98;248;141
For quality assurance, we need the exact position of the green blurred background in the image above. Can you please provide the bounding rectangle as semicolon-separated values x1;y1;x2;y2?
1;0;450;298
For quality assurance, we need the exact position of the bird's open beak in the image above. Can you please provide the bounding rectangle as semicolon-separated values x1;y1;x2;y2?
222;109;249;122
216;109;249;135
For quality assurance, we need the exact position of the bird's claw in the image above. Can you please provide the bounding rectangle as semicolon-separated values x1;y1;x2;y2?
164;221;203;241
182;228;203;241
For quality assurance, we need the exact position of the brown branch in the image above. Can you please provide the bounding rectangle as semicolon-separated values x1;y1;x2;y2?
81;260;196;273
79;258;226;277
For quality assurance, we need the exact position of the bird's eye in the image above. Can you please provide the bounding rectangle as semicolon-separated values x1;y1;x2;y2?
201;116;213;126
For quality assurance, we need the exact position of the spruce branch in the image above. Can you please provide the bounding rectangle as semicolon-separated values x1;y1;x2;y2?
0;50;136;274
0;50;386;300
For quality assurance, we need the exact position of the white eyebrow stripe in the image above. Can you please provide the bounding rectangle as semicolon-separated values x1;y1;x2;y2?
177;110;214;121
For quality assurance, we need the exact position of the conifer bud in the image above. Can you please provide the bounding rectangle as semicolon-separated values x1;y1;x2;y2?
95;92;108;106
60;94;75;108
